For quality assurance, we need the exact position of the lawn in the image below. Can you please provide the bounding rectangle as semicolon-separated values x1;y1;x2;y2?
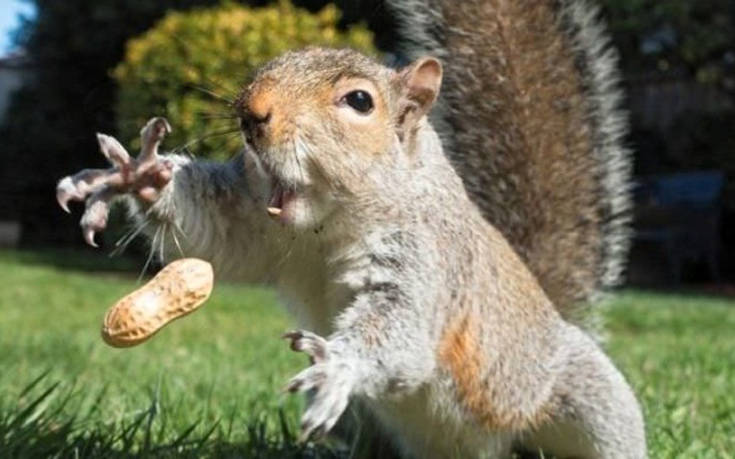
0;249;733;457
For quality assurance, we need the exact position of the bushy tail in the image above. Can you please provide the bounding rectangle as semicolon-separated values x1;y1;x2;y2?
388;0;632;325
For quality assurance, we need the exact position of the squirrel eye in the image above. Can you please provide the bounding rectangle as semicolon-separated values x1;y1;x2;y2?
343;90;374;114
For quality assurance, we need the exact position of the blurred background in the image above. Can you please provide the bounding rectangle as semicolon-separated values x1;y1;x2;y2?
0;0;732;288
1;0;734;288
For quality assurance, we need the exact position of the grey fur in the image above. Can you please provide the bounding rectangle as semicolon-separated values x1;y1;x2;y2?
54;1;645;456
556;0;633;294
386;0;633;321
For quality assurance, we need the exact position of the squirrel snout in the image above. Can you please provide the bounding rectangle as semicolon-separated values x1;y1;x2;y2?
244;110;272;126
240;108;272;146
239;87;275;143
241;109;271;132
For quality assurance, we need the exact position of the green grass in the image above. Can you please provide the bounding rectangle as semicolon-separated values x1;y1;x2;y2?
0;249;733;457
606;292;735;457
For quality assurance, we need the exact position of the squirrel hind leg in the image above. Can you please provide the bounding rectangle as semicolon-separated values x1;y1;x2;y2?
521;324;647;459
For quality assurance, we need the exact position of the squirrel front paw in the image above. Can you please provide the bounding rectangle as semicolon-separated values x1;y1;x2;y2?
283;330;355;441
56;117;174;246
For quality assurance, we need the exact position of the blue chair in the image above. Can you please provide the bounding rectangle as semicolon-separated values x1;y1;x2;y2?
634;171;724;282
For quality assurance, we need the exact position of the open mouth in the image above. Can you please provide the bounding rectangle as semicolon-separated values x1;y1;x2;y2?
266;179;296;219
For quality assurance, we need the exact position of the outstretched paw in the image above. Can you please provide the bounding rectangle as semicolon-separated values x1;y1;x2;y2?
56;117;175;246
140;117;172;162
283;330;356;442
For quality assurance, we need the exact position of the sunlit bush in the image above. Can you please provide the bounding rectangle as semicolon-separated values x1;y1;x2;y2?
114;1;376;159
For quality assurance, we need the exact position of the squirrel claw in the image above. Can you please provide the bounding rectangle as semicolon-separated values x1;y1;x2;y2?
56;176;79;213
139;117;172;162
83;227;98;248
286;359;353;443
283;329;329;363
79;187;114;248
96;133;132;169
283;330;353;440
140;116;172;140
56;120;175;247
56;186;71;214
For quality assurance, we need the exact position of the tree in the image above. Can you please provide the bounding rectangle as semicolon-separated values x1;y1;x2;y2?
0;0;230;244
602;0;735;89
0;0;378;245
113;1;375;159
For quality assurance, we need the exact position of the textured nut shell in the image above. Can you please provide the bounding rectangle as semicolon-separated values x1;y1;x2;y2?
101;258;213;347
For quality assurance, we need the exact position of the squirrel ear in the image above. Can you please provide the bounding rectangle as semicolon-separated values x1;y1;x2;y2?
395;57;443;134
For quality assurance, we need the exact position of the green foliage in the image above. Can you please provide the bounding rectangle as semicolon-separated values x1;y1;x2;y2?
602;0;735;87
0;0;224;244
113;1;376;159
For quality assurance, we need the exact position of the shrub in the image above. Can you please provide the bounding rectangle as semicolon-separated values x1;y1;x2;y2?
113;1;376;159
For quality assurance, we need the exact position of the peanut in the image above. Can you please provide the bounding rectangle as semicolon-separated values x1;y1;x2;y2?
101;258;214;347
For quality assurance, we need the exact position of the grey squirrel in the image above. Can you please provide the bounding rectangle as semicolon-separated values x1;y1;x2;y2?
56;0;646;457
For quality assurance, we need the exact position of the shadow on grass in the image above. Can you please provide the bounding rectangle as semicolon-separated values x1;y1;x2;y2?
1;374;557;459
623;285;735;302
0;373;341;459
0;247;150;277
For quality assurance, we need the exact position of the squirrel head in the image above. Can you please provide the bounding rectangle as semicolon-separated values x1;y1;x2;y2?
236;47;442;229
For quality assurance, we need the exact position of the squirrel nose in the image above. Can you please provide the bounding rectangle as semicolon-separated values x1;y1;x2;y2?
241;109;271;130
240;108;272;144
242;88;273;130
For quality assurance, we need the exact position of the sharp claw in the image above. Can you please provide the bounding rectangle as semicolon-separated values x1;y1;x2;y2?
298;423;313;444
56;176;76;213
139;117;172;163
282;330;302;340
57;192;71;213
83;227;98;248
144;116;172;136
284;379;301;393
96;133;131;168
158;117;172;135
310;425;327;441
80;187;114;248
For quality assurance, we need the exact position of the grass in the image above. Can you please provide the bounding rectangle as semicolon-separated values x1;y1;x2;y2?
0;249;733;457
606;292;735;457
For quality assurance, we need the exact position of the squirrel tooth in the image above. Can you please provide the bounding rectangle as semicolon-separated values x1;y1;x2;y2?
267;207;282;217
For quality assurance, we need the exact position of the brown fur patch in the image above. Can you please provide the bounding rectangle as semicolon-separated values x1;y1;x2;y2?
438;311;553;431
438;312;504;428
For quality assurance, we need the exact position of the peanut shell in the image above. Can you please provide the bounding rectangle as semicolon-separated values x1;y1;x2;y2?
101;258;213;347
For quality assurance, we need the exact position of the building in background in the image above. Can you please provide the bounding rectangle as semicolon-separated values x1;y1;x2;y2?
0;50;30;123
0;50;30;247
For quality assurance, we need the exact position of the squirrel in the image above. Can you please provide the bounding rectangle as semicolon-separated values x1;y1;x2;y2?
56;0;646;457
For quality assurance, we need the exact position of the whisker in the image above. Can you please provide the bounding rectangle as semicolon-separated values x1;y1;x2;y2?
190;85;234;105
194;111;239;120
139;225;162;283
164;195;187;258
171;225;186;258
171;129;241;154
169;215;189;244
167;33;239;100
190;67;240;100
159;223;167;263
112;222;138;249
109;219;150;257
116;217;150;248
